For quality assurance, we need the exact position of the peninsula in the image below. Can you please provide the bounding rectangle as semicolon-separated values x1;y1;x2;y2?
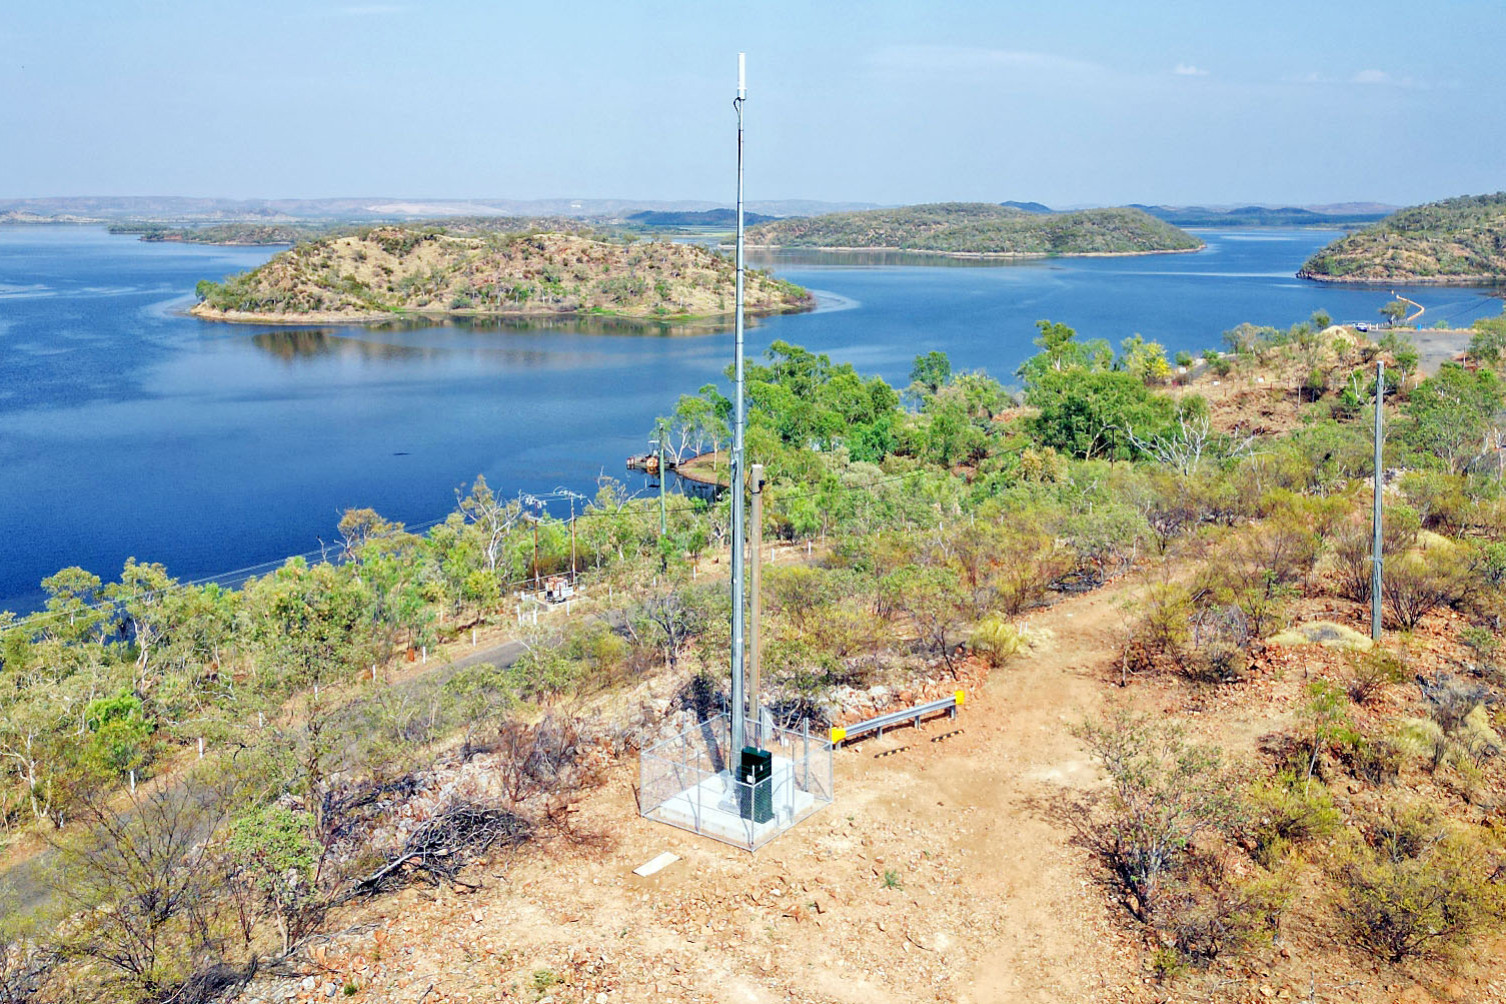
191;226;812;323
1299;192;1506;283
741;201;1203;256
110;222;327;245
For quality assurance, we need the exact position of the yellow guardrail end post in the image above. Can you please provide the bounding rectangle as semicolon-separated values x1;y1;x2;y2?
954;689;965;706
830;726;846;744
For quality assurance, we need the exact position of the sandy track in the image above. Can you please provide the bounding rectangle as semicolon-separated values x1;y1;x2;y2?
296;579;1154;1004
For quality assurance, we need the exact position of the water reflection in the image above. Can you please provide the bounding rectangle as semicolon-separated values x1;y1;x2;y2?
747;249;1049;269
245;309;767;366
251;329;426;363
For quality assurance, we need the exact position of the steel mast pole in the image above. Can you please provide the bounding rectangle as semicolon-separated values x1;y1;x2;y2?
729;53;748;755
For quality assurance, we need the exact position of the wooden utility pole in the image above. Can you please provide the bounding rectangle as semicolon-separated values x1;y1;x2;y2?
749;463;765;743
657;420;668;537
1371;360;1385;641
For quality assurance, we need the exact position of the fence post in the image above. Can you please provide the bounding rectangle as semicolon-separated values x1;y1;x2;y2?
422;646;427;664
802;718;809;793
198;737;204;760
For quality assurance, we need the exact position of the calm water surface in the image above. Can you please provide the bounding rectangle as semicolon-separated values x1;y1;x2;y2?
1;225;1500;611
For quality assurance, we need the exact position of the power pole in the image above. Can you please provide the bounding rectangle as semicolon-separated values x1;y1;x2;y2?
729;53;748;755
749;463;765;744
1371;360;1385;641
532;518;540;590
657;419;667;537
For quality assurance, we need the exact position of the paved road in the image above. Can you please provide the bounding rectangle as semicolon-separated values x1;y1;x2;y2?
1408;327;1474;376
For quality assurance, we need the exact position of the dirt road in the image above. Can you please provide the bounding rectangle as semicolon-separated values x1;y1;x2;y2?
292;577;1157;1004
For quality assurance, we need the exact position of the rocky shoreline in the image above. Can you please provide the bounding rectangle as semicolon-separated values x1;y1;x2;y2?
1296;269;1506;286
187;301;813;326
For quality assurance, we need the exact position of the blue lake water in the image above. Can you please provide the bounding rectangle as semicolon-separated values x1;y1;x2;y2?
1;224;1501;612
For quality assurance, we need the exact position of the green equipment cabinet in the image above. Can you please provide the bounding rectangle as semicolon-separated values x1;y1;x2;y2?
737;746;773;823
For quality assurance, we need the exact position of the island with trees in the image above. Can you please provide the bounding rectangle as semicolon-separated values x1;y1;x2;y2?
190;225;813;323
741;201;1204;257
1299;192;1506;283
108;222;321;245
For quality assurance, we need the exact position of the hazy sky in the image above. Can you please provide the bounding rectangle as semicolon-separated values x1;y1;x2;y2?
4;0;1503;207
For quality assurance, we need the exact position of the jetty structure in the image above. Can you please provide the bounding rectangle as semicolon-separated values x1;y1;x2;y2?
638;54;834;850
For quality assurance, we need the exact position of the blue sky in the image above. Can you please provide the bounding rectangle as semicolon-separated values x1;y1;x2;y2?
3;0;1503;206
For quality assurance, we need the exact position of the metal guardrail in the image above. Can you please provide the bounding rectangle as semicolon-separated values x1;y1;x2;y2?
829;690;965;745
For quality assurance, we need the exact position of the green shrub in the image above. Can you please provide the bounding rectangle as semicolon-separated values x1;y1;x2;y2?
1075;713;1241;919
1241;771;1341;866
1154;859;1291;967
970;615;1026;668
1344;648;1406;705
1331;822;1506;962
1382;545;1470;630
1341;730;1405;786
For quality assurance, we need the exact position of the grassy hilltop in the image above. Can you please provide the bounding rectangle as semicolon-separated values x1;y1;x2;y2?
192;225;812;323
743;201;1204;256
1300;192;1506;283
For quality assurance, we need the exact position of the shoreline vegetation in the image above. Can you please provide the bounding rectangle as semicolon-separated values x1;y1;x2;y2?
190;225;812;324
10;308;1506;1000
743;242;1205;259
1299;192;1506;285
739;202;1204;257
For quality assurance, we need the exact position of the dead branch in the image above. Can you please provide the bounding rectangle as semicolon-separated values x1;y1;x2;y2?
351;801;530;896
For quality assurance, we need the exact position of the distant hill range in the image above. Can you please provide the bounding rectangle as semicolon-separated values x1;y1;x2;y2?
992;200;1396;227
106;216;599;246
0;196;878;225
627;208;778;227
1001;201;1053;214
1298;192;1506;284
1132;204;1393;227
190;225;812;324
744;202;1202;257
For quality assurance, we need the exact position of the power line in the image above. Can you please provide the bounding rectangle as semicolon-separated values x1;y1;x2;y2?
2;469;925;636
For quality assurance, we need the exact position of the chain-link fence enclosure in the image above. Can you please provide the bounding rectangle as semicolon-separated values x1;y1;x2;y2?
639;714;833;851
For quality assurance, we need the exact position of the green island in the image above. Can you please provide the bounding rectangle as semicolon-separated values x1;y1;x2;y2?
1299;192;1506;283
108;222;323;245
742;201;1204;256
190;225;812;323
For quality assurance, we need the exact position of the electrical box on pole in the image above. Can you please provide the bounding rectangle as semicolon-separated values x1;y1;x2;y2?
749;462;765;742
